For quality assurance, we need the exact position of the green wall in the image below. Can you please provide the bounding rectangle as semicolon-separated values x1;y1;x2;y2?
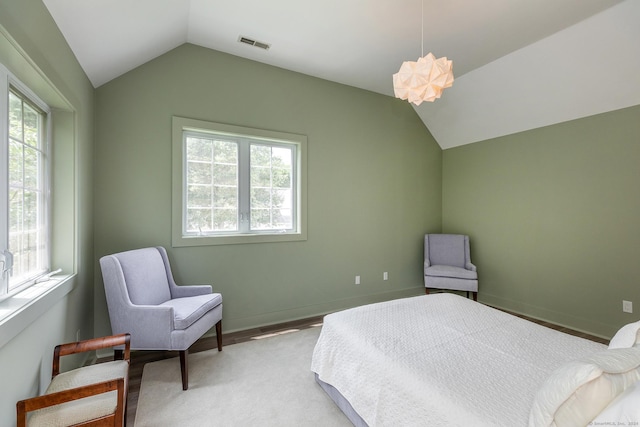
0;0;95;424
443;105;640;337
94;43;441;335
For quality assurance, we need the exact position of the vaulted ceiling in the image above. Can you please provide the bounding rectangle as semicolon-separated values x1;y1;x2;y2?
42;0;640;149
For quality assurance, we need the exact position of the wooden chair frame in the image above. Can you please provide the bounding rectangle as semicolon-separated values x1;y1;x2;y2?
17;333;131;427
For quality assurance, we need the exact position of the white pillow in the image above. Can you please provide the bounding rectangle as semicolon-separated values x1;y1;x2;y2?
591;379;640;424
529;348;640;427
609;320;640;349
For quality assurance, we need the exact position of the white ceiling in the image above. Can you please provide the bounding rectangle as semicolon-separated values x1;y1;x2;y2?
42;0;639;149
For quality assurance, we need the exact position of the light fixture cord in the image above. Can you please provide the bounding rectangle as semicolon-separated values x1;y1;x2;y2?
421;0;424;57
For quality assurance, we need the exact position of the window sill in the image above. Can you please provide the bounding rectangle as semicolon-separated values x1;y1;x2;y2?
0;274;76;349
173;231;307;247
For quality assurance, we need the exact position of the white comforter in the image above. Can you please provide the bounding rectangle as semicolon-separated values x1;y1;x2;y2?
311;294;606;426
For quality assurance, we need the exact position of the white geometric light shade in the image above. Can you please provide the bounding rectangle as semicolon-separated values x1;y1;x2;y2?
393;53;454;105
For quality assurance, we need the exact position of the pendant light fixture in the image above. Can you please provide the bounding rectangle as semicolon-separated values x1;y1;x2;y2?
393;0;454;105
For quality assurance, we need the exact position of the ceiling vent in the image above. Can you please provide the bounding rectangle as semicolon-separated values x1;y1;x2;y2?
238;36;271;50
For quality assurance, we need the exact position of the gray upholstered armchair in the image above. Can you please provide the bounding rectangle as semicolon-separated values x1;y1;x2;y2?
99;246;223;390
424;234;478;301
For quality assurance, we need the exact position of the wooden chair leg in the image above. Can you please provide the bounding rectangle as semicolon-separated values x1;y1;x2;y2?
473;292;478;302
216;320;223;352
179;350;188;390
425;288;430;295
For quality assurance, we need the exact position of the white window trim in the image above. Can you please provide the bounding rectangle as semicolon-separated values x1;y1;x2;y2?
0;25;77;350
0;63;52;300
0;273;75;348
172;116;307;246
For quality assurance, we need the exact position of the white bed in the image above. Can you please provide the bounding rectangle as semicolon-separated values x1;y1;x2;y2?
311;293;640;426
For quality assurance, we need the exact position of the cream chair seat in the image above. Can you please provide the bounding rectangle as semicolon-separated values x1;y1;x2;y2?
17;334;130;427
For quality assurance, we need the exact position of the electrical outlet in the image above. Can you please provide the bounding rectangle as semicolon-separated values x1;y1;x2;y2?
355;275;360;285
623;300;633;313
383;272;388;281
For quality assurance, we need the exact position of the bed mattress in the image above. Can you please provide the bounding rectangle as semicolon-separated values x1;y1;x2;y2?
311;293;606;426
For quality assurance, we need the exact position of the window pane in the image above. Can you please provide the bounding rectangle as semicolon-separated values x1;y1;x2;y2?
214;140;237;163
274;209;292;227
272;167;291;189
185;136;239;234
186;137;211;161
9;92;22;140
186;208;212;232
213;186;237;208
26;231;40;273
187;185;211;207
9;189;23;235
250;208;271;230
9;141;23;186
213;163;237;186
23;103;39;147
274;189;292;210
24;190;39;229
187;161;211;185
8;232;21;277
272;146;292;167
249;144;294;231
250;144;271;167
251;187;271;208
7;90;47;290
213;208;237;231
250;166;271;187
23;146;39;189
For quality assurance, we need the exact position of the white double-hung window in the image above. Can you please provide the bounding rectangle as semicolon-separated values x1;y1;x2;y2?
172;117;307;246
0;68;50;298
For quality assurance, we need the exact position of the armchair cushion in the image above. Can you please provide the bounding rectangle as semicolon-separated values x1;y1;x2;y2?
28;361;129;426
427;234;466;268
160;293;223;330
115;247;171;305
425;265;478;280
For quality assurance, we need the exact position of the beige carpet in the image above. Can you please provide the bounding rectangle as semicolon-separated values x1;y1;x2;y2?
135;326;352;426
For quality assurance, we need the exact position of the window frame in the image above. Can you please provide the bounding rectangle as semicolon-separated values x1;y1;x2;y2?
172;116;307;246
0;67;52;299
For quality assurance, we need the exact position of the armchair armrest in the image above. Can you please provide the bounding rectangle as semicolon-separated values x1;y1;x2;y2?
110;304;175;349
16;379;126;427
424;235;431;270
53;334;130;376
171;284;212;298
